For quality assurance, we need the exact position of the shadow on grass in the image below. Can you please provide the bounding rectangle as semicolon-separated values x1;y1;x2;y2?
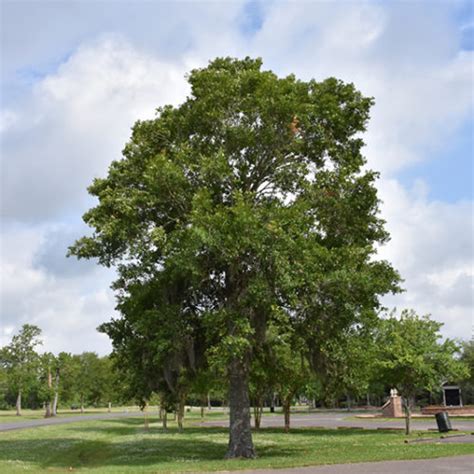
0;432;302;470
0;424;460;472
65;417;404;439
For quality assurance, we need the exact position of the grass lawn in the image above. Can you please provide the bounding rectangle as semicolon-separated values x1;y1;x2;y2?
0;416;473;473
0;407;230;425
0;407;144;423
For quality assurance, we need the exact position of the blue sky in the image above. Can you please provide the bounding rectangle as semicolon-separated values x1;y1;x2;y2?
1;0;473;353
398;117;473;203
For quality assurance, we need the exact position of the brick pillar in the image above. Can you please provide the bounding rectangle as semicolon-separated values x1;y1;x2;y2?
382;395;403;418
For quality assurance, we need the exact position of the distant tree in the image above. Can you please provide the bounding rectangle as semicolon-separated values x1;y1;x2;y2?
0;325;42;415
316;326;378;409
249;354;273;430
97;356;121;411
0;364;8;409
272;329;309;432
39;352;55;418
375;310;469;434
99;276;206;431
50;352;74;415
70;352;104;412
190;368;221;419
459;340;474;404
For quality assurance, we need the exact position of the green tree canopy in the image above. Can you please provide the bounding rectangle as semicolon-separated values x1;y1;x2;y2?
0;324;42;415
70;57;400;457
459;340;474;404
375;310;468;434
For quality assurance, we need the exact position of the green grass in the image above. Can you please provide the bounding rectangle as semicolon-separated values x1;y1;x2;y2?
0;407;230;424
0;407;144;423
0;416;473;473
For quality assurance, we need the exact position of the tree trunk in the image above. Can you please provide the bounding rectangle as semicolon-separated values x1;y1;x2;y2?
16;390;22;416
283;397;291;433
144;402;149;430
80;395;84;414
253;396;263;430
200;393;207;418
177;393;186;432
108;402;112;413
404;397;411;435
346;393;352;412
207;392;211;410
52;391;59;416
226;357;255;459
162;410;168;430
270;392;275;413
45;367;52;418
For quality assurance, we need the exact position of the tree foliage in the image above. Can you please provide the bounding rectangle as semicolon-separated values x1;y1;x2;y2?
69;57;400;457
0;324;42;415
375;310;468;433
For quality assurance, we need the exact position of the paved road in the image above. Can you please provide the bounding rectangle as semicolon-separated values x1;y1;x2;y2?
0;411;145;432
202;412;474;433
212;455;474;474
3;410;474;436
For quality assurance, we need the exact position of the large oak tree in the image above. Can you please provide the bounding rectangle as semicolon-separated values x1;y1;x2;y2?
70;57;400;458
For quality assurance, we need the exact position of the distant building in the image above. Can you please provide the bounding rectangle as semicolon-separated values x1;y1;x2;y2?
442;382;462;407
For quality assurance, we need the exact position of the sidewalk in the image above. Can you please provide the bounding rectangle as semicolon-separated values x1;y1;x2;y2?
212;455;474;473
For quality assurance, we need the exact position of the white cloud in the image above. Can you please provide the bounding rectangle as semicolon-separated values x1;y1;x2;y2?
0;110;18;133
0;222;116;354
378;178;473;340
1;1;472;353
1;35;191;221
247;1;473;175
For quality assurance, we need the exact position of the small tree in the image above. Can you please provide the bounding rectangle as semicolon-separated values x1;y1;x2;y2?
0;324;42;415
268;322;310;432
70;352;104;412
39;352;55;418
315;327;378;409
375;310;468;434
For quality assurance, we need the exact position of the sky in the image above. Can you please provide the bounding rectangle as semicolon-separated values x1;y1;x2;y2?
1;0;473;355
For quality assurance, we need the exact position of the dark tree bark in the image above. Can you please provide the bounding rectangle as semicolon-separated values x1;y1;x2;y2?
270;392;276;413
226;357;255;459
283;397;291;433
144;402;149;430
162;410;168;430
